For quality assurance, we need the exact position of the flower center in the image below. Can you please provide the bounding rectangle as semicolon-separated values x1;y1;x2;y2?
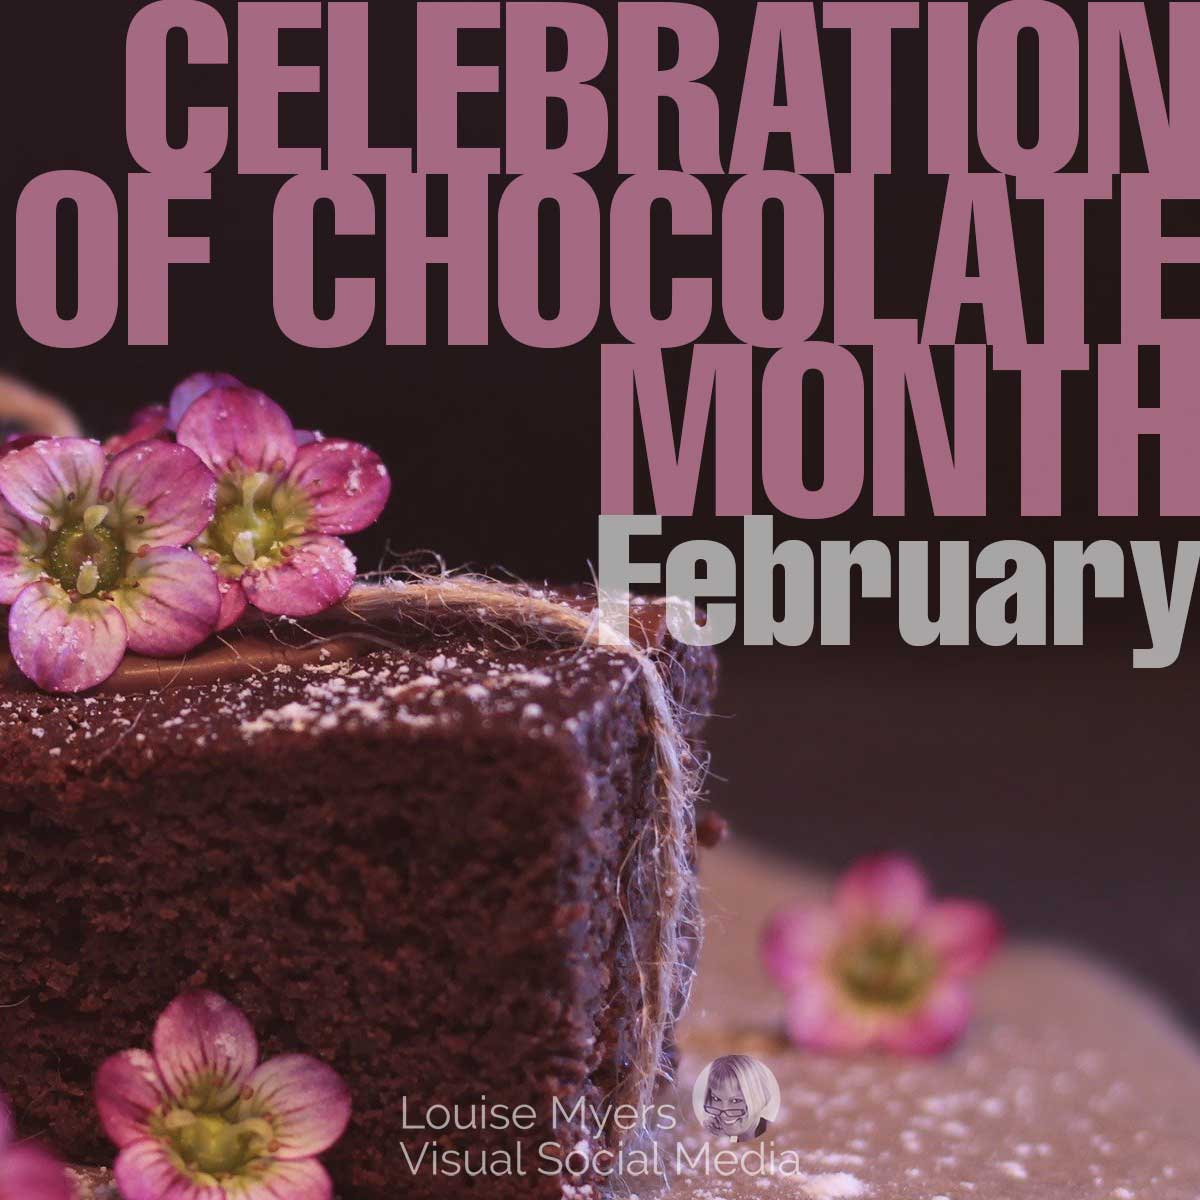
164;1109;273;1178
835;927;935;1009
212;474;281;568
45;506;124;596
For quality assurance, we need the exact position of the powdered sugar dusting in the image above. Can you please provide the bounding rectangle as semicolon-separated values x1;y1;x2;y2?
0;606;690;783
803;1174;868;1198
657;846;1200;1200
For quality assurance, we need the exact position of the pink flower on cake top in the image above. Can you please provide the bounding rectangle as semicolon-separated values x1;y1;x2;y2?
762;854;1002;1056
0;438;220;692
165;372;320;446
0;1092;73;1200
0;373;391;693
168;371;243;432
173;379;389;629
95;990;351;1200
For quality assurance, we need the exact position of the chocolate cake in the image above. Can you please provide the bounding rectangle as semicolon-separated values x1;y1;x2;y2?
59;847;1200;1200
0;592;716;1198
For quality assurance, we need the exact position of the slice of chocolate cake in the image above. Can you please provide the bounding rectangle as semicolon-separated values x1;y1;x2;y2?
0;591;715;1199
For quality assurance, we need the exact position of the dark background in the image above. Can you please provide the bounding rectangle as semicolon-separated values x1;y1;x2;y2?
3;2;1198;1030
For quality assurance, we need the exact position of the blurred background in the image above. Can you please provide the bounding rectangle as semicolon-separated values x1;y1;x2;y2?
3;2;1197;1029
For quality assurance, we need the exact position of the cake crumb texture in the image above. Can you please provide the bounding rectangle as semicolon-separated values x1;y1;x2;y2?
1;610;715;1200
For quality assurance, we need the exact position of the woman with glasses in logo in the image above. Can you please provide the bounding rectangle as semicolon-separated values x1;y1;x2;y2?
701;1055;775;1141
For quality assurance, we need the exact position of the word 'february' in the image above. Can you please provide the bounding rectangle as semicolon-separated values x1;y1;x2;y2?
599;518;1200;669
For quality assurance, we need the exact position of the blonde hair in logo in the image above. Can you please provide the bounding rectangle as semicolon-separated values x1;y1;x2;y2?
705;1055;774;1126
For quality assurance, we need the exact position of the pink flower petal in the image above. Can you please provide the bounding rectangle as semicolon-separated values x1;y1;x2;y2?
283;440;390;535
241;1158;333;1200
103;405;170;456
167;371;243;431
115;547;220;658
216;574;249;631
784;976;877;1054
0;505;47;604
236;1055;351;1160
0;437;106;525
152;991;258;1111
917;899;1003;978
176;387;297;477
113;1138;222;1200
101;442;217;551
761;905;838;991
115;1141;334;1200
0;1144;73;1200
95;1049;168;1149
877;979;973;1056
241;535;355;618
7;583;128;693
835;853;930;931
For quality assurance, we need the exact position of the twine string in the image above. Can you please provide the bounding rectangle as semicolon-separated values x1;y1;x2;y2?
342;577;703;1116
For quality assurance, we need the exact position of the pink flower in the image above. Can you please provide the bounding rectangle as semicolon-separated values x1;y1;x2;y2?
0;437;220;692
168;371;243;432
174;382;390;629
96;991;351;1200
0;1092;73;1200
169;373;319;444
762;854;1002;1056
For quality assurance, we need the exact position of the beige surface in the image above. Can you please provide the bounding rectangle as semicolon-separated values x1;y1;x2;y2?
70;845;1200;1198
654;846;1200;1199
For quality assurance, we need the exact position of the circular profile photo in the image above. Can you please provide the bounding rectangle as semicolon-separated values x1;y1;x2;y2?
692;1054;781;1142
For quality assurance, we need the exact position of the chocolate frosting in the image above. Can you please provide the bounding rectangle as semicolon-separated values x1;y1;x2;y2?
0;593;676;696
0;613;376;694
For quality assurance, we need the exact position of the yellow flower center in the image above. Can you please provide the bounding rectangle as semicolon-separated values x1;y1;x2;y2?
162;1109;274;1180
45;506;124;596
204;472;308;573
210;474;282;567
835;927;936;1010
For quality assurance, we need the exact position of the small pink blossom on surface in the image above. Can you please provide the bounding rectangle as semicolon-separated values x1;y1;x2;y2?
0;1092;73;1200
173;381;390;629
0;438;220;692
96;990;350;1200
762;854;1002;1056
